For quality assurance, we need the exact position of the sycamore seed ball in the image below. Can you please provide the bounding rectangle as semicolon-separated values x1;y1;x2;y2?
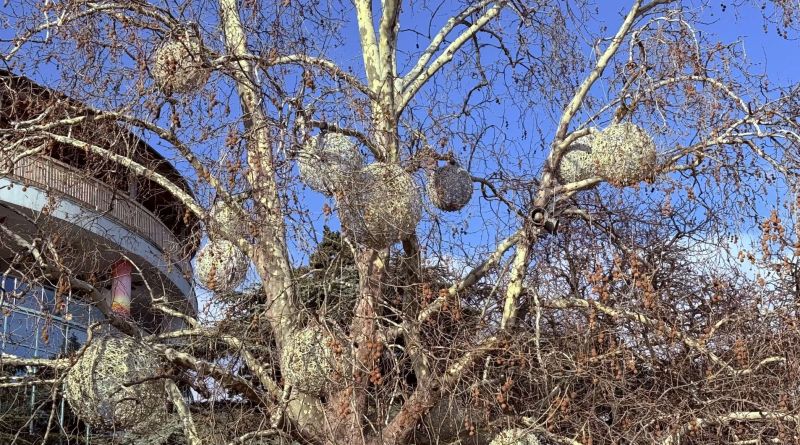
427;163;473;212
195;239;249;292
281;326;341;394
298;133;365;195
63;336;168;433
488;428;541;445
592;122;657;186
558;133;597;184
152;29;209;94
339;163;422;249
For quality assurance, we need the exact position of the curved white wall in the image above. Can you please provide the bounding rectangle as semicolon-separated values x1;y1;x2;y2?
0;177;197;312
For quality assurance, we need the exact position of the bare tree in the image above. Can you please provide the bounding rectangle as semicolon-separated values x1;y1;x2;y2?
2;0;800;444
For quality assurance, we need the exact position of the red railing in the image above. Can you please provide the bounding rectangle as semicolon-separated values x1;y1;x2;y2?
7;156;190;275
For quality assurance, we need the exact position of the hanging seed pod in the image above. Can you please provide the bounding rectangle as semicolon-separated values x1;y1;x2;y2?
488;428;541;445
298;133;365;195
280;325;344;394
152;28;210;95
194;239;248;292
426;163;473;212
592;122;657;186
63;336;170;434
558;133;597;184
338;163;422;249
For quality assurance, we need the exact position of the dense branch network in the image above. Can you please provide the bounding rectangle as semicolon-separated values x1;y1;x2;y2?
1;0;800;444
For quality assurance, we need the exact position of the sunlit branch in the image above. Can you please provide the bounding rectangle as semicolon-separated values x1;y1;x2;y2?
355;0;381;89
554;0;646;144
166;379;202;445
399;0;496;93
0;356;68;369
416;230;523;325
260;54;375;99
398;1;507;113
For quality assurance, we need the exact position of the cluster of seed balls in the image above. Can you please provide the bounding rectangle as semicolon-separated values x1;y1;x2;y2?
63;336;174;442
299;133;474;249
558;122;657;187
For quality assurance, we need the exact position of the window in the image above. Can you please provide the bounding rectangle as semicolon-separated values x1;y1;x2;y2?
65;297;98;327
3;310;39;357
38;317;66;359
0;277;94;359
1;276;31;309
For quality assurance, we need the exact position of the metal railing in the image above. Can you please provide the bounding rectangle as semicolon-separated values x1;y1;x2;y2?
6;156;190;275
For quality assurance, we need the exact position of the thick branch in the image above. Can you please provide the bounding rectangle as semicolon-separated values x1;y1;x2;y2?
417;230;522;324
554;0;644;143
500;243;531;330
378;0;400;89
264;54;374;99
399;0;495;92
160;347;266;404
227;430;290;445
219;0;298;342
0;355;68;369
399;2;506;112
355;0;381;89
0;378;58;388
166;379;202;445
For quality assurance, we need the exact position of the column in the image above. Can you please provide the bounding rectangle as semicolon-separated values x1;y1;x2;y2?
110;259;132;318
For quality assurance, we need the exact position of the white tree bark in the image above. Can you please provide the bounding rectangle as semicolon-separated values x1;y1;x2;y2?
218;0;298;341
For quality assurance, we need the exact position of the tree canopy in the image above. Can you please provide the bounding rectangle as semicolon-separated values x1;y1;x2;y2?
2;1;800;444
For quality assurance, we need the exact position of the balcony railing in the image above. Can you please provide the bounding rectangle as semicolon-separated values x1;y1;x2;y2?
6;155;189;275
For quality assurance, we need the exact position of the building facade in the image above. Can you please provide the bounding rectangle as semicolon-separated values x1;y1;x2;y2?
0;71;199;442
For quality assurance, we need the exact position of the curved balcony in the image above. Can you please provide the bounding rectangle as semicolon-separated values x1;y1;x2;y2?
6;155;191;276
